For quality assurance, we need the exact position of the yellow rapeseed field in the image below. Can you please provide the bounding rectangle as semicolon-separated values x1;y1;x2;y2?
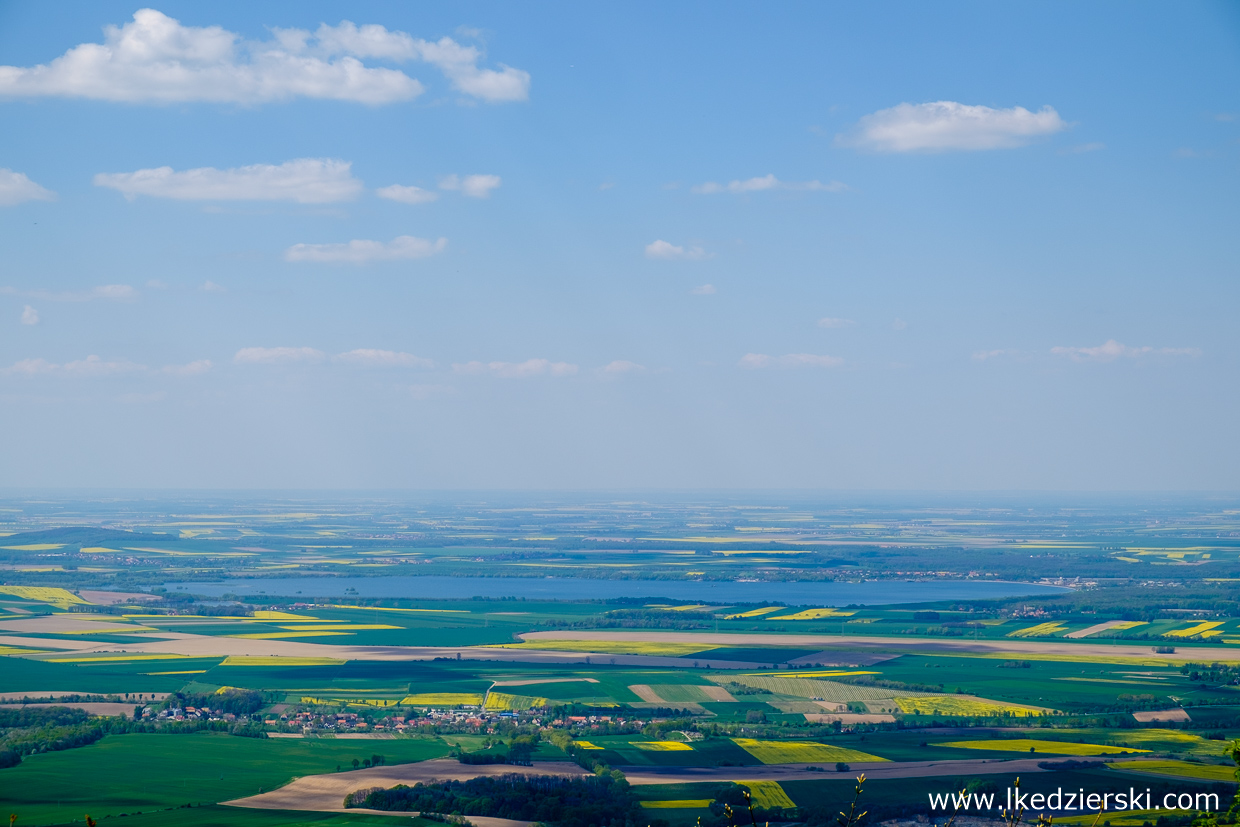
574;741;604;750
1110;760;1238;782
744;780;796;809
401;693;484;706
768;608;856;620
895;696;1053;717
640;800;713;809
732;738;884;764
0;586;87;607
1007;622;1068;638
484;692;549;711
725;607;783;619
1165;621;1224;638
634;741;693;751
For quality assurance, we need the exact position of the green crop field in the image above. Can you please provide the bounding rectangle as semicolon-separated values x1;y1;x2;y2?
3;732;452;825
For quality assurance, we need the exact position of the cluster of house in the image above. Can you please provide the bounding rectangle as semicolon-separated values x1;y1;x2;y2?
142;706;239;721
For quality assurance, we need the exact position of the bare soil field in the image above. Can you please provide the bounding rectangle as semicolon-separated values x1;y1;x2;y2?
226;758;585;813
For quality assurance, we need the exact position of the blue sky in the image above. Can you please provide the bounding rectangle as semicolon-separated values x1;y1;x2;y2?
1;1;1237;490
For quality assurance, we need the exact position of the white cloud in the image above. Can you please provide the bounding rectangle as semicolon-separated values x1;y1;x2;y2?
335;348;433;368
415;38;530;102
739;353;843;369
162;359;213;375
692;174;846;194
94;158;362;203
146;279;167;289
892;318;908;330
0;169;55;206
0;11;529;106
601;360;644;374
453;358;578;378
376;184;438;204
817;317;855;329
5;354;146;376
20;305;38;325
838;101;1066;152
691;284;716;295
439;174;501;198
233;346;324;364
645;239;709;261
1050;339;1201;362
201;280;225;292
285;235;446;264
972;349;1013;361
0;284;135;302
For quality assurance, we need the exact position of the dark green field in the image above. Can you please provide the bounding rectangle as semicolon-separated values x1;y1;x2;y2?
4;732;452;826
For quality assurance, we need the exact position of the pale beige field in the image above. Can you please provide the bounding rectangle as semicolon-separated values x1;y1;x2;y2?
227;758;585;815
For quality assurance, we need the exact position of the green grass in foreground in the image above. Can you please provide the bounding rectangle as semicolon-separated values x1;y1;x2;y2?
1;732;451;826
19;805;445;827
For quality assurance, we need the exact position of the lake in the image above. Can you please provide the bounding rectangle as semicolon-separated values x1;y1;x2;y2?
161;576;1068;605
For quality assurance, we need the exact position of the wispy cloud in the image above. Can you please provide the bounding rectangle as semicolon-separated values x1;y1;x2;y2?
20;305;38;326
739;353;843;369
0;284;135;302
645;239;710;261
5;354;146;376
691;284;716;295
439;174;501;198
335;348;433;368
817;317;855;329
0;10;528;105
233;346;325;364
600;360;644;374
453;358;578;378
1050;339;1201;362
94;158;362;203
375;184;438;204
838;101;1066;152
162;359;213;375
692;174;846;194
0;169;55;206
285;235;447;264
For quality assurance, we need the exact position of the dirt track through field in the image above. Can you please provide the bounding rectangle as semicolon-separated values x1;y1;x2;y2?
225;758;585;817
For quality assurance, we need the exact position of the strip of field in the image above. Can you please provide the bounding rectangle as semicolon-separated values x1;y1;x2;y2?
226;758;586;812
1065;620;1148;639
517;631;1240;664
745;780;796;808
936;739;1148;755
713;674;936;701
619;756;1065;784
895;696;1054;717
505;640;711;656
1109;760;1239;782
733;738;885;764
635;741;694;751
640;800;713;809
402;693;484;706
